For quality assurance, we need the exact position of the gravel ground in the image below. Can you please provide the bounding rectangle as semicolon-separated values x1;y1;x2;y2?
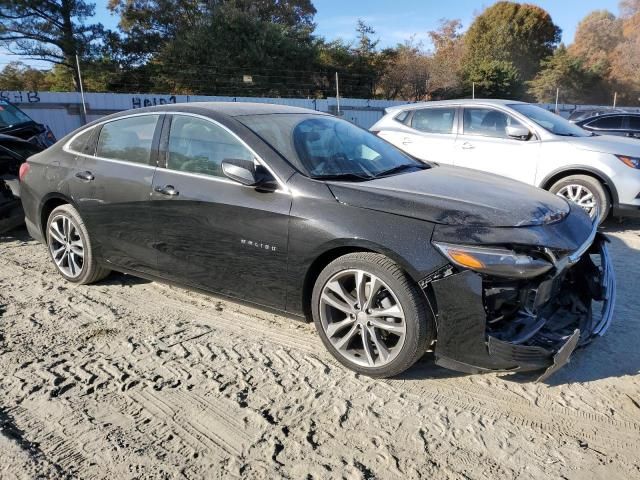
0;220;639;480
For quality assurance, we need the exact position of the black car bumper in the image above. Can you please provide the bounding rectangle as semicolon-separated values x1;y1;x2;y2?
613;203;640;219
428;233;615;381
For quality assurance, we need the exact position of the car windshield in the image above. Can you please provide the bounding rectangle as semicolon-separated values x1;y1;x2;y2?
0;101;33;128
237;113;427;180
510;104;591;137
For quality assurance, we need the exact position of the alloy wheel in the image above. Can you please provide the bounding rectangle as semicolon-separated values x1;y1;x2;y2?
319;269;407;368
48;214;85;278
556;184;597;218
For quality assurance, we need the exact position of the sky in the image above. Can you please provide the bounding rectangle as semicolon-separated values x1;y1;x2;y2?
0;0;622;70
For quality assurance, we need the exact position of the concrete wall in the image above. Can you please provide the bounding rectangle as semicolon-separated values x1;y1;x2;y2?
2;90;638;140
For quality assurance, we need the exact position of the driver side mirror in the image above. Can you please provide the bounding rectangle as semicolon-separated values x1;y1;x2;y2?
221;159;278;191
505;125;531;140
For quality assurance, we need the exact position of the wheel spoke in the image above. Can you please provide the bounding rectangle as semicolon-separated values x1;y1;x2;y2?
363;277;382;311
326;280;356;308
326;317;356;337
367;325;390;363
62;217;70;239
369;304;402;319
333;323;359;351
49;223;65;243
355;271;367;308
70;245;84;257
321;291;352;315
361;328;375;366
370;318;405;334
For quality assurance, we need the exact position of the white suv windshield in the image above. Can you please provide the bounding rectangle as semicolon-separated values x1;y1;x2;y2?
510;104;591;137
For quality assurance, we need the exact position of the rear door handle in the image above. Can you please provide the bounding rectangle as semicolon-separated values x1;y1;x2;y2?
461;142;475;150
154;185;179;196
402;137;412;145
75;171;94;181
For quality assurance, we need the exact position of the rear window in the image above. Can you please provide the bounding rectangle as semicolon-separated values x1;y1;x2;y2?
68;127;96;155
627;116;640;130
0;101;32;128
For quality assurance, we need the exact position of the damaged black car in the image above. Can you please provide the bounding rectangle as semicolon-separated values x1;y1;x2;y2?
18;103;614;380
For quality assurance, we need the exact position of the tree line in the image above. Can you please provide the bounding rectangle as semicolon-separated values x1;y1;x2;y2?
0;0;638;104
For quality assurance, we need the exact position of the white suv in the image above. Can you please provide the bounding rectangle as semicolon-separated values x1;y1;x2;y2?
371;99;640;222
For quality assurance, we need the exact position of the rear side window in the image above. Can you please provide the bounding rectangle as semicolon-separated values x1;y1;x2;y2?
68;127;95;155
96;115;159;164
587;116;623;129
411;108;456;134
167;115;253;177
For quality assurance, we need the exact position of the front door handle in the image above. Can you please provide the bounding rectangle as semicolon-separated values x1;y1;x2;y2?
402;137;412;145
461;142;475;150
154;185;180;196
75;171;95;181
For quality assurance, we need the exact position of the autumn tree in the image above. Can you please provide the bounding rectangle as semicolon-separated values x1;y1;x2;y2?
378;39;429;100
462;2;561;95
427;19;465;99
569;10;622;73
0;0;105;91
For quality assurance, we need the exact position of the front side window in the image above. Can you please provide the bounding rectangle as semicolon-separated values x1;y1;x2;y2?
628;116;640;130
411;108;455;134
238;114;426;180
96;115;159;164
588;116;623;130
167;116;253;177
463;108;524;139
509;103;590;137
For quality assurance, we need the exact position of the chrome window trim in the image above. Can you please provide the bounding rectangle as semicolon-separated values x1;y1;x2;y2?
63;110;289;193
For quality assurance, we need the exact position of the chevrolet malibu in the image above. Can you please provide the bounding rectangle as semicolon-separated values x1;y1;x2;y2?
19;103;615;380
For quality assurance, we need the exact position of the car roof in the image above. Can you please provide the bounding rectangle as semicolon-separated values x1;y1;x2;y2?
123;101;328;117
385;98;527;113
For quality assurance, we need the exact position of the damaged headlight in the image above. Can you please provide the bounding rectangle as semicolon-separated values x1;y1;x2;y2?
433;242;553;279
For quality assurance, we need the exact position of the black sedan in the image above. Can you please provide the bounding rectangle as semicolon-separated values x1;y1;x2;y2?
575;112;640;139
18;103;615;380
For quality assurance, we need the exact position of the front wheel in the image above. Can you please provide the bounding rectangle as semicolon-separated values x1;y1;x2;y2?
549;174;610;224
46;204;110;284
311;252;434;378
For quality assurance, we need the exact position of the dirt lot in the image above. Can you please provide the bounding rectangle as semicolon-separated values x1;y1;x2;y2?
1;220;639;480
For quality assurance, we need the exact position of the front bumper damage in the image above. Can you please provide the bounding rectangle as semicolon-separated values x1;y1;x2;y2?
428;232;615;382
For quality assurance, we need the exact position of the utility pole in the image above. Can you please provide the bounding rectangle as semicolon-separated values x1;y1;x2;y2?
613;92;618;108
472;82;475;99
76;54;88;125
555;88;560;114
335;72;341;116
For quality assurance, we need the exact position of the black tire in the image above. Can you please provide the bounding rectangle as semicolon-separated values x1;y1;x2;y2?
549;174;610;224
46;204;110;284
311;252;434;378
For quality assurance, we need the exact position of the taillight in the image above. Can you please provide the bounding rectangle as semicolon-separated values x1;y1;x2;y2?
19;162;30;182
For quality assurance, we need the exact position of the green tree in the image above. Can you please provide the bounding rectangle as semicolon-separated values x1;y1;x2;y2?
0;61;51;90
466;60;521;99
0;0;105;91
462;1;561;94
527;45;608;104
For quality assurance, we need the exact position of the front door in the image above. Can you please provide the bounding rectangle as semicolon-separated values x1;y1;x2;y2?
151;114;292;309
67;114;162;274
453;107;539;185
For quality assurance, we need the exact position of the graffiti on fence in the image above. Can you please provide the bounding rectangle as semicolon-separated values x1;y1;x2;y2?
131;96;177;108
0;91;41;103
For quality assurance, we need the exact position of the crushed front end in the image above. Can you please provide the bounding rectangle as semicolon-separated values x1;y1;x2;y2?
426;218;615;381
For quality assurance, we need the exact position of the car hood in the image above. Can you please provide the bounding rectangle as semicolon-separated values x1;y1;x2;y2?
327;165;570;227
567;134;640;156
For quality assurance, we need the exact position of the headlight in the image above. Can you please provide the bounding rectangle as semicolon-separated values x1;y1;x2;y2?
433;242;553;279
615;154;640;169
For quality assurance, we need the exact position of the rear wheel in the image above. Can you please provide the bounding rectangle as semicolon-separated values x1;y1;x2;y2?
549;174;610;224
311;252;434;378
46;204;110;284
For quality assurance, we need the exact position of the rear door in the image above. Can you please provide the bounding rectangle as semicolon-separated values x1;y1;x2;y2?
150;114;292;309
453;106;539;185
381;107;458;164
66;114;162;274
